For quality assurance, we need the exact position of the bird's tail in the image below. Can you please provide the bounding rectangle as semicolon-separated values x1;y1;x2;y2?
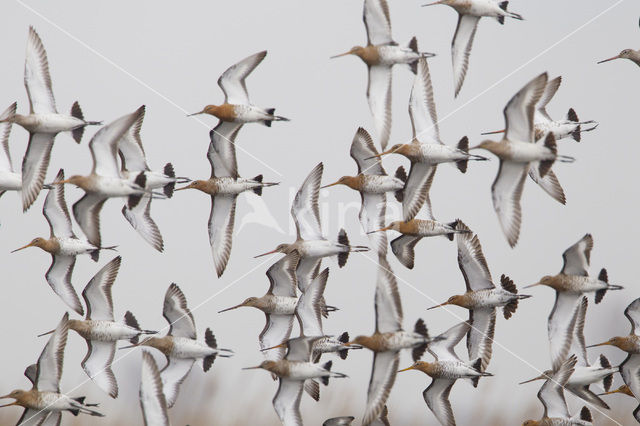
497;2;523;23
163;163;176;198
124;311;156;344
597;354;615;392
394;166;407;202
595;268;623;304
263;108;290;127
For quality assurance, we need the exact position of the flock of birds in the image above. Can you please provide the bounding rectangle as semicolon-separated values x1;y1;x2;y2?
1;1;640;425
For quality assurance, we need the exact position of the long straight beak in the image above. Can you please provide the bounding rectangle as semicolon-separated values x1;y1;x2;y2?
364;149;393;161
254;249;278;258
0;394;13;400
427;302;449;310
0;401;16;408
597;55;621;64
261;342;286;352
367;226;391;234
218;304;244;313
11;242;34;253
119;343;139;350
480;129;505;136
523;283;541;289
37;329;55;337
598;389;620;396
242;366;262;370
187;110;204;117
175;186;192;192
320;181;341;189
330;51;351;59
586;341;609;348
398;366;415;372
422;0;445;6
519;376;544;385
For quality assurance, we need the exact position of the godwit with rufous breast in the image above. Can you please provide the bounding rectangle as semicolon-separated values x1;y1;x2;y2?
176;127;278;277
4;27;101;210
121;283;233;408
427;221;530;380
243;336;347;425
139;350;169;426
118;105;189;252
369;218;469;269
0;103;22;203
255;163;369;293
12;169;116;315
348;255;433;425
421;0;522;97
54;106;162;250
481;76;597;205
471;73;575;247
322;127;406;255
587;297;640;421
331;0;434;149
371;58;486;222
398;322;492;426
293;267;362;363
522;355;593;426
188;51;289;128
38;256;156;399
0;313;103;423
520;296;617;410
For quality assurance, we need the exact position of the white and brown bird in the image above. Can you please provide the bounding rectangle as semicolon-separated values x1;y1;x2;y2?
121;283;233;407
520;296;617;410
522;355;593;426
244;337;347;426
119;105;187;252
39;256;156;399
56;107;159;249
472;73;575;247
177;126;278;277
373;58;486;222
588;297;640;422
526;234;622;372
322;127;406;255
398;322;492;426
256;163;369;292
12;169;116;315
4;27;101;210
422;0;523;96
331;0;435;149
0;313;104;424
428;221;531;378
219;252;300;365
349;256;433;425
188;51;289;126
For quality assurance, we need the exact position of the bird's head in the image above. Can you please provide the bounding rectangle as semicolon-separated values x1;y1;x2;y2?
0;390;28;408
11;237;51;253
218;297;260;313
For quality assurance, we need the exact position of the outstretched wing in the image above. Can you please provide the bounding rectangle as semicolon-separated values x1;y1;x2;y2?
451;14;480;97
218;51;267;105
292;163;323;240
504;73;547;143
163;283;196;339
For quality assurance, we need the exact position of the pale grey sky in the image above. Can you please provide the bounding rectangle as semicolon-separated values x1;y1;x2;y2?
1;0;639;425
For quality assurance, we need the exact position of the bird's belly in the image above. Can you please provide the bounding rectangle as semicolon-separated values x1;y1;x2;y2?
38;392;71;410
469;290;514;307
216;178;257;195
85;321;138;341
508;142;551;162
234;105;268;123
288;362;324;380
300;241;341;257
269;296;298;315
93;178;137;196
466;1;501;17
57;237;96;254
361;176;403;193
418;145;464;164
377;46;419;65
171;338;212;358
383;331;423;350
30;114;84;133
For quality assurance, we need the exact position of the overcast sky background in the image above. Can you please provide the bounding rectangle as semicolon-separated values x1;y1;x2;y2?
0;0;639;425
